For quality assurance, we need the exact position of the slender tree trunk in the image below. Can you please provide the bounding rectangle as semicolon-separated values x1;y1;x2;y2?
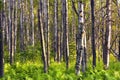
14;0;17;55
0;5;4;77
38;0;48;73
57;25;61;62
90;0;96;68
54;0;58;61
118;35;120;60
100;0;106;64
25;0;29;45
116;1;120;58
62;0;69;69
2;0;5;45
9;0;14;65
75;1;84;75
103;0;111;69
20;0;24;52
43;0;50;66
60;7;64;61
54;0;60;62
47;0;50;66
82;31;87;72
12;0;15;62
30;0;34;46
55;0;60;62
4;1;9;45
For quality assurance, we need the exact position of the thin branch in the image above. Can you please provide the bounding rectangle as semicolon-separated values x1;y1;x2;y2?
110;48;119;59
71;0;79;17
110;33;119;50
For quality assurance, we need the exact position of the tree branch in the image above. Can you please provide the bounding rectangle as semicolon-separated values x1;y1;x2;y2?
71;0;79;17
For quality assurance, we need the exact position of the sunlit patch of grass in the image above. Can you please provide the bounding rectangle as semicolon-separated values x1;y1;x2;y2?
1;54;120;80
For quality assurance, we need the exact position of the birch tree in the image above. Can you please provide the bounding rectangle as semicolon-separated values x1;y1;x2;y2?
30;0;34;46
62;0;69;69
25;0;30;45
38;0;48;73
43;0;50;66
8;0;14;65
54;0;58;61
12;0;15;62
103;0;112;69
54;0;60;62
14;0;18;54
60;0;63;61
0;1;4;77
20;0;24;51
75;1;85;75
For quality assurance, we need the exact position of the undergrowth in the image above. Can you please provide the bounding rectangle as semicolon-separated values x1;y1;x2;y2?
1;45;120;80
0;59;120;80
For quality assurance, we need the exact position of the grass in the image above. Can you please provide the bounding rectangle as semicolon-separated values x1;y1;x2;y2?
1;45;120;80
0;57;120;80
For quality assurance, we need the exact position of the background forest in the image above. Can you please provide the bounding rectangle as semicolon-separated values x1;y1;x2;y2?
0;0;120;80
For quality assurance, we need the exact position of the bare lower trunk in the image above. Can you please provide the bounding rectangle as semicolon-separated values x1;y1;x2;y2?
43;0;50;67
25;0;29;45
47;0;50;66
82;31;87;72
101;0;105;64
0;7;4;77
60;11;64;61
14;0;17;57
103;0;111;69
20;0;24;52
57;27;60;62
54;0;58;61
9;0;14;65
38;0;48;73
30;0;34;46
60;8;63;61
118;36;120;60
12;0;15;62
90;0;96;68
75;1;84;75
54;0;60;62
62;0;69;69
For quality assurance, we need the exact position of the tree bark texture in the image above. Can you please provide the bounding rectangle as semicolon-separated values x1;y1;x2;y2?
103;0;112;69
8;0;14;65
118;35;120;60
43;0;50;67
20;0;24;52
30;0;34;46
75;1;85;75
62;0;69;69
54;0;58;61
38;0;48;73
0;6;4;77
54;0;60;62
90;0;96;68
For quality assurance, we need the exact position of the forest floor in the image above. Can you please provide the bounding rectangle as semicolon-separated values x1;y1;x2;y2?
1;54;120;80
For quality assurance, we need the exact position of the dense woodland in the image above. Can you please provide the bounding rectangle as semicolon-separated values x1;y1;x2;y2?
0;0;120;79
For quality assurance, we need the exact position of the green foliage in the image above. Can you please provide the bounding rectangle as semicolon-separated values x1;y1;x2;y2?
1;43;120;80
1;58;120;80
69;41;76;61
1;44;120;80
16;45;42;62
0;0;3;10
